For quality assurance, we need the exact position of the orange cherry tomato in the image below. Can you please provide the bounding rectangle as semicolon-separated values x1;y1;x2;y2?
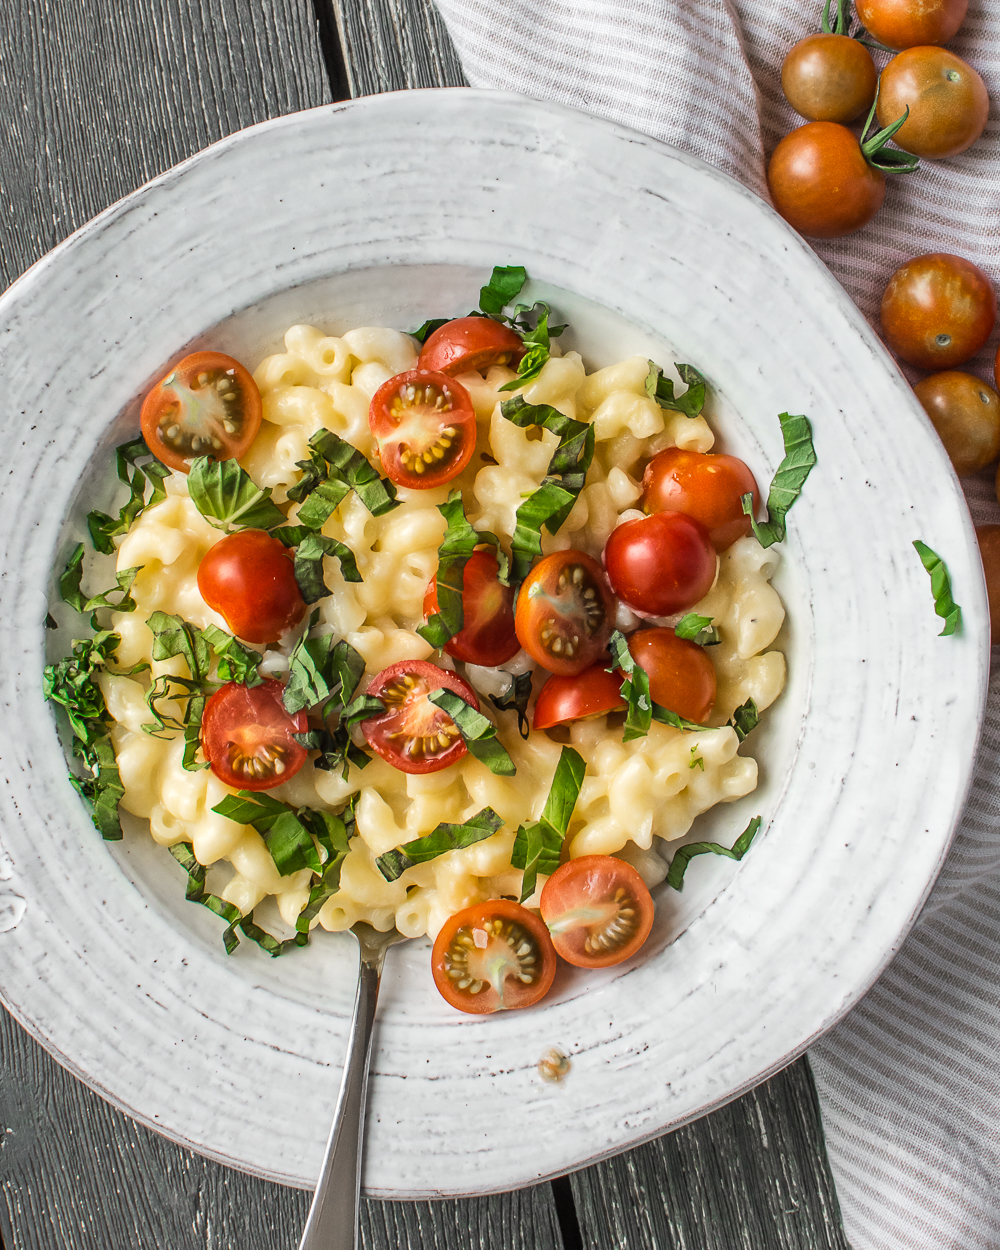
197;530;306;645
604;512;716;617
361;660;476;775
141;351;262;474
767;122;886;239
855;0;968;50
432;900;557;1013
418;316;526;376
533;665;627;730
423;550;520;667
628;628;717;725
641;448;759;551
515;550;617;677
876;47;988;158
201;679;308;791
540;856;655;969
781;34;877;123
914;372;1000;476
977;525;1000;646
880;253;997;371
369;369;476;489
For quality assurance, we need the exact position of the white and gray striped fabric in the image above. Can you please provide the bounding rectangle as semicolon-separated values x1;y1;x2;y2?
431;1;1000;1245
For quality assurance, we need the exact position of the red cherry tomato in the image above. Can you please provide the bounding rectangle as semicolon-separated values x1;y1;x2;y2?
540;856;655;969
432;899;557;1014
856;0;968;50
423;550;520;667
362;661;478;774
369;369;476;489
515;550;617;677
201;680;308;792
641;448;760;551
767;122;886;239
603;513;716;617
418;316;526;376
877;46;988;158
197;530;306;645
141;351;262;474
880;253;997;371
533;666;626;730
628;628;717;724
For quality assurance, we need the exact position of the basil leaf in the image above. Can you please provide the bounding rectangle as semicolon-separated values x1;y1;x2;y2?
511;746;585;901
674;613;721;647
497;304;564;392
426;688;516;776
148;610;212;683
310;429;398;518
294;692;382;781
182;695;208;772
237;913;308;957
417;491;506;648
211;791;323;876
272;530;361;604
666;816;762;891
645;361;707;418
168;842;243;953
295;806;355;936
200;624;263;686
187;456;286;531
410;317;452;344
742;412;816;549
609;630;705;740
68;736;125;841
376;807;503;882
490;671;533;740
87;437;170;553
284;630;365;716
913;540;962;636
479;265;527;316
60;546;143;619
730;698;760;743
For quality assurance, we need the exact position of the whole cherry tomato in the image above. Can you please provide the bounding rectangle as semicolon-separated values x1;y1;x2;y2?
201;680;308;791
880;253;997;370
766;122;886;239
418;316;525;376
515;550;617;677
781;34;877;123
603;512;716;617
914;372;1000;476
628;628;717;725
877;47;988;158
362;661;478;775
977;525;1000;646
432;900;557;1013
641;448;759;551
369;369;476;489
540;856;655;969
423;550;520;667
855;0;968;50
532;665;627;730
197;530;306;645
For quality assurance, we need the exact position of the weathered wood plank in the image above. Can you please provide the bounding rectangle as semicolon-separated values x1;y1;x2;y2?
328;0;467;96
569;1057;850;1250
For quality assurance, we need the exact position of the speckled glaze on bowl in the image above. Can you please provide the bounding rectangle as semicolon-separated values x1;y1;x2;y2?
0;90;987;1197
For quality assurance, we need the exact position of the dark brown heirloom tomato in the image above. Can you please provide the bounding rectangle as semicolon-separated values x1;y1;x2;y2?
880;254;997;371
422;550;520;667
976;526;1000;646
628;628;717;725
362;661;477;775
515;551;616;677
856;0;968;50
781;33;877;123
431;900;557;1013
201;680;308;792
540;856;655;969
604;512;716;617
642;448;759;551
766;122;886;239
198;530;306;645
141;351;262;473
877;47;988;158
914;372;1000;476
533;666;627;731
418;317;526;377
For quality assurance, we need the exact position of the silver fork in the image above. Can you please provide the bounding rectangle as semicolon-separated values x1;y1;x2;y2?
297;921;407;1250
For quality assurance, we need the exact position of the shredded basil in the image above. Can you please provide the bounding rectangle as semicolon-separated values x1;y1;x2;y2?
169;842;243;952
498;304;566;392
376;807;503;882
666;816;762;891
283;627;365;715
87;437;170;554
608;630;705;741
417;491;507;648
742;412;816;549
913;540;962;636
187;456;286;531
59;543;142;622
730;698;760;743
674;613;721;646
409;317;452;344
200;624;264;686
479;265;528;316
212;791;325;876
148;610;212;682
285;444;353;529
426;688;516;776
295;690;383;780
490;670;533;740
309;429;399;518
645;362;707;419
269;528;362;604
511;746;585;902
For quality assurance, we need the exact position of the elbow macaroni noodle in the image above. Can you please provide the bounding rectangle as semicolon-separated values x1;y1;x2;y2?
101;325;786;942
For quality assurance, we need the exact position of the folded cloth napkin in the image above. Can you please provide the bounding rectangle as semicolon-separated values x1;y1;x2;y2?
431;2;1000;1245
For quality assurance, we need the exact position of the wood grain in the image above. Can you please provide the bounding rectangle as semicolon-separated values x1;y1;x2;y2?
328;0;467;95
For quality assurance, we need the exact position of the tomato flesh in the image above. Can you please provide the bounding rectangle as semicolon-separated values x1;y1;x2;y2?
201;679;308;791
432;900;557;1013
423;550;520;666
540;856;654;969
642;448;759;551
362;660;477;774
515;550;617;677
533;665;626;730
369;369;476;489
198;530;307;645
141;351;262;474
604;512;716;617
419;316;526;377
628;628;717;724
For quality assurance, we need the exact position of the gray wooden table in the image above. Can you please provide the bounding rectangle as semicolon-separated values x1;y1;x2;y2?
0;3;851;1247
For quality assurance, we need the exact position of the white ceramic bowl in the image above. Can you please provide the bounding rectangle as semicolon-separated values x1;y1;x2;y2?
0;90;987;1197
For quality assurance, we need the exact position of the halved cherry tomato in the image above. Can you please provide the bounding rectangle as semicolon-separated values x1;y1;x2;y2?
766;122;886;239
419;316;526;376
880;253;997;371
369;369;476;489
432;899;557;1013
362;661;477;774
603;512;716;617
515;550;617;677
781;33;877;123
423;550;520;666
856;0;968;50
141;351;262;474
642;448;759;551
628;628;717;724
540;856;654;969
533;665;626;730
876;46;988;158
201;679;308;791
198;530;306;645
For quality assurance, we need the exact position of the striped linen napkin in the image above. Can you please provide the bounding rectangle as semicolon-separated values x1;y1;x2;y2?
430;1;1000;1245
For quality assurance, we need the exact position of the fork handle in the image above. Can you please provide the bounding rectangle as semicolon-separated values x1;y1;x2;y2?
297;952;383;1250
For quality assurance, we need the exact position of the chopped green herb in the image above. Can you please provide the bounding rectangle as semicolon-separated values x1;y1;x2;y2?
913;540;962;636
674;613;720;646
200;624;264;686
426;688;516;776
283;627;365;716
309;429;399;518
269;527;362;604
742;412;816;548
294;803;355;937
417;491;507;648
409;317;452;344
479;265;528;316
645;362;707;419
730;698;760;743
511;746;585;902
607;630;705;741
87;437;170;555
376;807;503;882
212;791;324;876
498;304;566;392
59;544;142;621
490;671;534;740
295;690;383;781
168;842;243;953
665;816;762;891
148;610;212;682
187;456;286;532
688;747;705;771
